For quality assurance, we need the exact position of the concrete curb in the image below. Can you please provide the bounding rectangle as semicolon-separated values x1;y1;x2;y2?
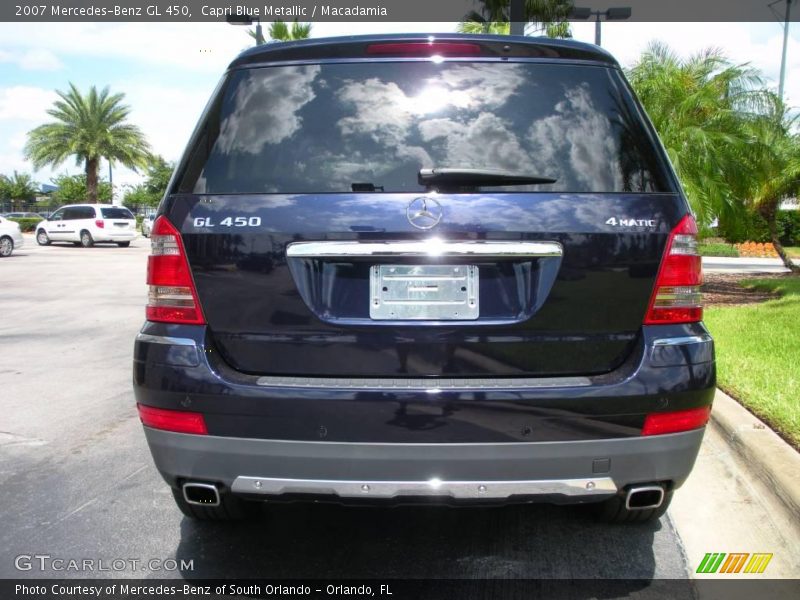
710;389;800;520
703;257;791;266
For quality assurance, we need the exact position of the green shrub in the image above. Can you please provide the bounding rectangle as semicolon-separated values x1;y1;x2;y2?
698;242;739;257
6;217;43;232
779;211;800;245
699;236;727;244
719;209;800;245
697;225;720;241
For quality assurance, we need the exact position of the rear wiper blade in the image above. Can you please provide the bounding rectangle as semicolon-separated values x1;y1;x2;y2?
418;168;556;187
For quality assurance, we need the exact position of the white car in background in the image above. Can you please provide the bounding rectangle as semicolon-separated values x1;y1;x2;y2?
35;204;137;248
0;215;24;257
141;214;155;237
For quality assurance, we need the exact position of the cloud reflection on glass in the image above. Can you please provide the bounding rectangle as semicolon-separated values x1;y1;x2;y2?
187;62;666;195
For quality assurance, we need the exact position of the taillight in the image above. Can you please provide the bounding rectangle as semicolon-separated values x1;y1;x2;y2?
137;404;207;435
644;214;702;324
146;216;205;324
642;406;711;436
366;42;481;57
95;219;105;228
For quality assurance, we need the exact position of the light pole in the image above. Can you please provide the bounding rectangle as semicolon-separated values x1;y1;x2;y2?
227;13;264;45
510;0;525;35
570;6;632;46
778;0;793;101
108;159;114;205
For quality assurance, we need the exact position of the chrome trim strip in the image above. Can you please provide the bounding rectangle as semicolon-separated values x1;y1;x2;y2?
135;333;197;347
232;476;616;500
286;240;563;259
651;334;712;347
255;375;590;390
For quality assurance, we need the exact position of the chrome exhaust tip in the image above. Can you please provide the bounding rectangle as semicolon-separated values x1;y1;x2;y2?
182;482;220;507
625;485;665;510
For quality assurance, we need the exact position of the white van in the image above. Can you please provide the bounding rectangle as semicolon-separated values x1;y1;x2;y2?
35;204;137;247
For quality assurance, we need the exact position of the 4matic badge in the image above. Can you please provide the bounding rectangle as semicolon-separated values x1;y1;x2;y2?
605;217;656;227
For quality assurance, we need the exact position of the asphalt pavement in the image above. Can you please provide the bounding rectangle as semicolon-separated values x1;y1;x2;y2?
1;235;796;584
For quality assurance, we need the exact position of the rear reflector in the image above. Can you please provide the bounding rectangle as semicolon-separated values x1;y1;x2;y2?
644;214;703;324
366;42;481;57
137;404;208;435
641;406;711;436
146;216;205;324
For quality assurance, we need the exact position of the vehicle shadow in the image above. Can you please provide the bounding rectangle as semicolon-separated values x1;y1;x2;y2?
41;242;145;249
173;501;668;584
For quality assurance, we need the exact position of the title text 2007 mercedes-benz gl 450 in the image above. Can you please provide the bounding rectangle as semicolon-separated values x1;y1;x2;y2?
133;35;714;523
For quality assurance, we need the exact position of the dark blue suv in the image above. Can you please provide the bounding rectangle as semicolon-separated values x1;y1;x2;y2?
133;34;715;523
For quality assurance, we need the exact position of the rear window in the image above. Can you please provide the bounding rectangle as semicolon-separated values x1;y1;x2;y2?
176;61;673;194
101;207;134;219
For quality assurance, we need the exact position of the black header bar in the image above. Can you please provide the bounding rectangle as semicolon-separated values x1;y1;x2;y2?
3;0;800;22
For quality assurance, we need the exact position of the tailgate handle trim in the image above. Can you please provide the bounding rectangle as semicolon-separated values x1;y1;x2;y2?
256;374;591;390
286;240;563;258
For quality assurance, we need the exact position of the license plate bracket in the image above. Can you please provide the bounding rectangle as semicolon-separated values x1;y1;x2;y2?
370;264;479;320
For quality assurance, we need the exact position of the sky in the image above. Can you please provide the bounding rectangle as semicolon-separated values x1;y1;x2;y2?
0;20;799;200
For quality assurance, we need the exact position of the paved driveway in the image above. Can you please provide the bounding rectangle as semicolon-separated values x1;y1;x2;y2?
1;236;797;584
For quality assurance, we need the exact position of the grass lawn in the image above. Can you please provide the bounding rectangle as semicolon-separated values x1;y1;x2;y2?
786;247;800;258
704;277;800;448
698;241;739;257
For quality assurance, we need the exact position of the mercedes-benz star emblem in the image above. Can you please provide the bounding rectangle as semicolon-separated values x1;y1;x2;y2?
407;197;443;230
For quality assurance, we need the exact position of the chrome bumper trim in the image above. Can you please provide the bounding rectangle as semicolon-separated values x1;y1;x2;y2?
286;240;563;259
232;476;616;500
135;333;197;347
255;375;591;390
651;334;713;347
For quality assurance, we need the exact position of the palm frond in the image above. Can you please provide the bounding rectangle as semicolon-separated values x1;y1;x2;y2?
268;19;311;41
24;82;151;201
458;1;573;37
626;42;787;228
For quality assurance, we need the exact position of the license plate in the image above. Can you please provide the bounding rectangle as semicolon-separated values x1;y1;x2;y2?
114;222;128;228
370;265;479;320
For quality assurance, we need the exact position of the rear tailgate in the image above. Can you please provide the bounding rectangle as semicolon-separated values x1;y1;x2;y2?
100;206;136;231
165;53;684;378
169;192;680;377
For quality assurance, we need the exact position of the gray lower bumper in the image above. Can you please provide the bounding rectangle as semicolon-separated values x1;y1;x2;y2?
143;427;705;503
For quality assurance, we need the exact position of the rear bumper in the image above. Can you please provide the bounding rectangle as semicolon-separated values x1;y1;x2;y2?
98;230;136;241
144;426;705;503
134;321;714;503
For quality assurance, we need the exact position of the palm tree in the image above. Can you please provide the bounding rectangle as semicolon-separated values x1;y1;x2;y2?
459;0;572;37
743;100;800;272
626;42;770;228
249;19;312;44
24;83;151;203
457;21;511;35
3;171;38;202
